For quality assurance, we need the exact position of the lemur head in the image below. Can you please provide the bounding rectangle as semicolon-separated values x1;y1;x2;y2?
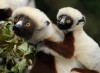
12;7;53;45
0;0;32;21
57;7;86;32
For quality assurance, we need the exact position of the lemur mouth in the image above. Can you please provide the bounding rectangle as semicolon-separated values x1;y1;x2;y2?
12;26;23;37
13;26;33;40
58;24;67;30
13;30;22;37
58;24;71;30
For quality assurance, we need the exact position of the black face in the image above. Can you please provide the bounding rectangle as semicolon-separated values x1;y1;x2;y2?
57;15;73;30
13;15;35;40
0;8;12;21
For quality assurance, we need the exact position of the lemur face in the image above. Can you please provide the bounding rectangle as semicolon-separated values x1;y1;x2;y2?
13;15;35;39
12;7;52;45
57;15;73;30
57;7;86;31
12;14;50;41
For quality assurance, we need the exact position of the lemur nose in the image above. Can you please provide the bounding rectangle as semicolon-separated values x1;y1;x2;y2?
0;8;12;21
59;21;64;25
13;24;21;31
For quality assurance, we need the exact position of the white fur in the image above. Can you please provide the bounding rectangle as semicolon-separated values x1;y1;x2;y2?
57;7;100;72
7;0;35;10
74;28;100;72
28;0;36;8
28;23;64;45
7;0;28;11
0;0;35;11
71;71;80;73
57;7;83;22
55;57;84;73
0;0;9;9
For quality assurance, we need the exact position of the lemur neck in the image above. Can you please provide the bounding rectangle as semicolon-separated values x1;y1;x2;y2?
46;24;64;43
73;27;84;33
30;51;57;73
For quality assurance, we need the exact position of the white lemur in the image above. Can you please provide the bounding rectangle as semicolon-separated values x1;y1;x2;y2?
0;0;35;21
56;7;100;73
11;7;93;73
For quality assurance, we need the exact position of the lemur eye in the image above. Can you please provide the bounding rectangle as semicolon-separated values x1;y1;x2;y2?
66;20;71;23
25;22;31;27
58;17;61;20
14;18;19;23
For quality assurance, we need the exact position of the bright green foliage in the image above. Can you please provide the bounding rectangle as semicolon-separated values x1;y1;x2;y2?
0;21;35;73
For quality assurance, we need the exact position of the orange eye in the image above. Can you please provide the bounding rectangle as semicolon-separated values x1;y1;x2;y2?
25;22;31;27
14;18;19;23
66;20;71;23
58;17;61;20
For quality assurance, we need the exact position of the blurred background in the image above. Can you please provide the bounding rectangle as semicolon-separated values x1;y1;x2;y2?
35;0;100;44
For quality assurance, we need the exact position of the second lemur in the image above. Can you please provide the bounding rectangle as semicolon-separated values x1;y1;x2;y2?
56;7;100;73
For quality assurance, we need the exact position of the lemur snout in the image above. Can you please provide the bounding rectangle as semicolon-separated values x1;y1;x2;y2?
59;21;65;25
57;19;66;30
13;24;21;31
57;22;71;30
57;24;66;30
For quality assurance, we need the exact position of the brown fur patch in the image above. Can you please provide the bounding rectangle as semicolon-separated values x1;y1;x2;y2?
0;8;12;20
30;51;57;73
71;68;99;73
6;8;12;18
44;32;74;58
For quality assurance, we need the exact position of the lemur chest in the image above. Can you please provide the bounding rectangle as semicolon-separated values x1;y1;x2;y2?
55;57;84;73
73;31;91;53
72;31;97;59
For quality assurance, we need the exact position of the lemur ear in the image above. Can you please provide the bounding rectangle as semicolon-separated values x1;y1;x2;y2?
77;16;86;25
38;21;50;31
45;21;50;26
78;16;86;24
83;15;86;22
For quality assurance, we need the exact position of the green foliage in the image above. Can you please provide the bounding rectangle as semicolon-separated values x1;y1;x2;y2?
11;59;27;73
0;21;35;73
